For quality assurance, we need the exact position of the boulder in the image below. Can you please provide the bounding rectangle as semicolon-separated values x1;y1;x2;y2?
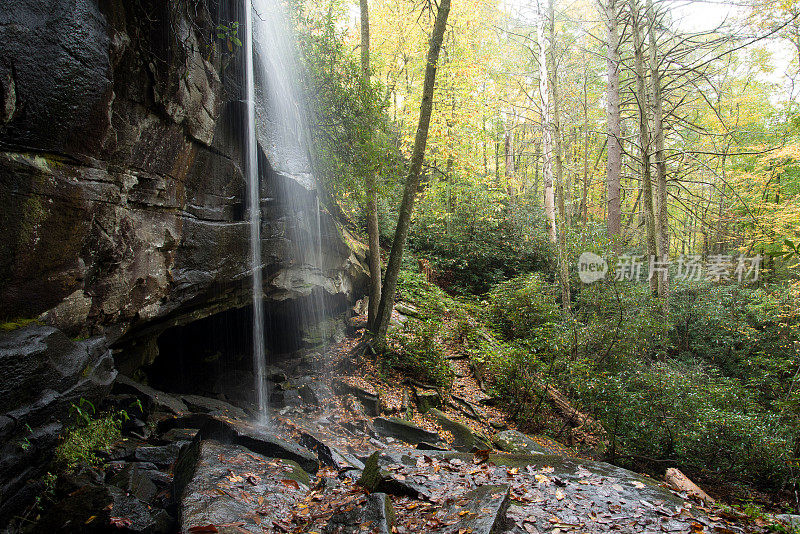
175;439;309;533
109;463;158;503
373;417;440;446
428;409;491;452
491;429;550;455
334;380;380;416
435;484;509;534
413;386;441;413
0;326;115;522
134;442;187;467
325;492;395;534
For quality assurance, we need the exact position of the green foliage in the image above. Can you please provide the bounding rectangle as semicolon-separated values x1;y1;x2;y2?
409;190;554;294
483;273;560;340
575;359;793;487
385;318;454;389
54;400;124;471
294;0;404;218
215;22;242;48
477;272;799;489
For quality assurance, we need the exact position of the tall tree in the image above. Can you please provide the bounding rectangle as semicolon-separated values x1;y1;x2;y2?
604;0;623;245
629;0;658;294
372;0;452;342
538;1;557;243
360;0;382;330
547;0;571;313
646;0;668;310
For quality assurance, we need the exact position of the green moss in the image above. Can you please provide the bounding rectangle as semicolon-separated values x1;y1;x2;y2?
0;318;42;331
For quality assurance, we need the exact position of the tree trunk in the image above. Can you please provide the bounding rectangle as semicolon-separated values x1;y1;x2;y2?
630;0;658;294
547;0;571;314
646;0;668;313
360;0;382;330
604;0;623;246
538;4;557;243
372;0;451;342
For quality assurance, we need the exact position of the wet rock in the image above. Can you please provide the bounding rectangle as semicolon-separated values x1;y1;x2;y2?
175;439;308;534
113;375;188;416
110;463;157;503
492;430;549;455
325;492;395;534
437;484;509;534
427;409;491;452
161;428;198;442
334;380;380;416
134;442;187;467
195;416;319;473
373;417;440;446
34;483;173;533
180;394;248;419
300;432;365;471
0;326;115;522
413;386;441;413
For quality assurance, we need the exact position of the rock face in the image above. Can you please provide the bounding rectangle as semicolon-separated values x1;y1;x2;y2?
0;0;366;521
0;0;367;349
0;326;116;521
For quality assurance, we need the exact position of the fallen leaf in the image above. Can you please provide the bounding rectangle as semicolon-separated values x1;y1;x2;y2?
281;479;300;490
188;526;218;533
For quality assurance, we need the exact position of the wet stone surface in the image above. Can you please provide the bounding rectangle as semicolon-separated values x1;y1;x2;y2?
177;439;310;534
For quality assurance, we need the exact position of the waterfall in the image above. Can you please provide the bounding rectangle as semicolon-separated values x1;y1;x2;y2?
245;0;330;424
244;0;269;425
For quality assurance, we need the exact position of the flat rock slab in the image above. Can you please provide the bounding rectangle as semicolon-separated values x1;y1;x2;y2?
176;439;309;534
373;416;440;446
356;448;744;533
434;484;509;534
325;492;395;534
181;393;249;419
491;430;550;455
196;415;319;473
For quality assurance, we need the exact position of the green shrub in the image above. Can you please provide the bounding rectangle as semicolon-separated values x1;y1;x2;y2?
574;359;795;488
53;400;124;471
483;273;560;340
385;319;454;389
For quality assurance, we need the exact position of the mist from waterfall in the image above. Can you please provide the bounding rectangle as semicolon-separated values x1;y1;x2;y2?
245;0;329;425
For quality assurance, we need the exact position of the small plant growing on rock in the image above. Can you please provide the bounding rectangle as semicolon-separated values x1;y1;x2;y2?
54;398;125;471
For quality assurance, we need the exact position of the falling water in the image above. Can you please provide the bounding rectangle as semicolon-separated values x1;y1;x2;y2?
244;0;269;425
245;0;331;423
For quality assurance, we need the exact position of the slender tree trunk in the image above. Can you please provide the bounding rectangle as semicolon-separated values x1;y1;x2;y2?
545;0;571;314
646;0;668;312
360;0;382;329
538;4;557;243
372;0;451;342
504;126;515;200
630;0;657;294
604;0;623;246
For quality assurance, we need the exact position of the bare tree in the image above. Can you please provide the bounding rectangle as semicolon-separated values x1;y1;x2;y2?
604;0;623;245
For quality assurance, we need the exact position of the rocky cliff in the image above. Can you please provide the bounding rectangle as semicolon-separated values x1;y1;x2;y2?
0;0;367;520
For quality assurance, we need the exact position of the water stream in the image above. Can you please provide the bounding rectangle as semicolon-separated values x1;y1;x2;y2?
244;0;269;425
245;0;330;425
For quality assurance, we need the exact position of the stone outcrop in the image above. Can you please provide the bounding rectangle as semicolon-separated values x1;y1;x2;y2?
0;0;366;521
0;0;367;347
0;326;116;522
